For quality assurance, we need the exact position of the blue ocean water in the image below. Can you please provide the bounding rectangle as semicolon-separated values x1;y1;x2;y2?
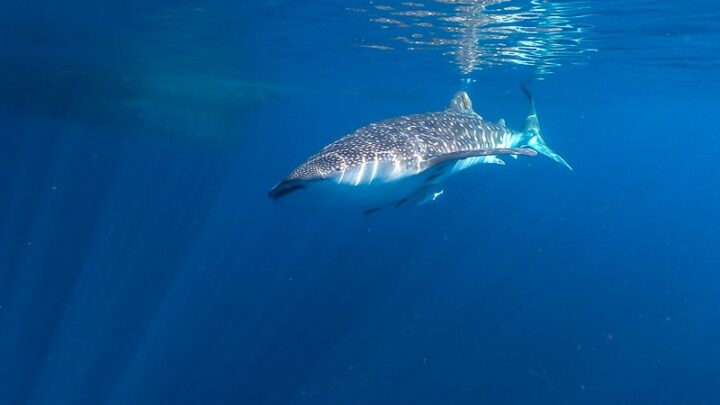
1;0;719;404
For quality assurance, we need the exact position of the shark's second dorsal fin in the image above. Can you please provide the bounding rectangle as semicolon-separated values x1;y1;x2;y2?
447;91;475;115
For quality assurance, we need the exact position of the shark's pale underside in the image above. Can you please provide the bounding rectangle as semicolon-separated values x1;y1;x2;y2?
269;89;571;214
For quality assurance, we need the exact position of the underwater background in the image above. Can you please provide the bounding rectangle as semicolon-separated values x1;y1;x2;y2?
1;0;719;404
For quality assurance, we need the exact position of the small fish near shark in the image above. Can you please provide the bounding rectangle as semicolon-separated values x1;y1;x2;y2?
269;88;571;214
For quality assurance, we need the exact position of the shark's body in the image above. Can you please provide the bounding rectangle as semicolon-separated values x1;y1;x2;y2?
269;89;570;214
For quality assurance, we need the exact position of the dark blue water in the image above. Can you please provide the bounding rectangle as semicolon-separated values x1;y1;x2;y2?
2;1;719;404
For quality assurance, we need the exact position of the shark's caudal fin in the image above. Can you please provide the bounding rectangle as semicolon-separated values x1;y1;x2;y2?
514;87;572;170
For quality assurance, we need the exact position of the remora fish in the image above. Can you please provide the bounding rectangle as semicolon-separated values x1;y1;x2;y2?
269;88;571;214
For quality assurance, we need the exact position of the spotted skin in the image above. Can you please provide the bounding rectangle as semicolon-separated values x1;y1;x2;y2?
268;90;565;210
286;94;513;184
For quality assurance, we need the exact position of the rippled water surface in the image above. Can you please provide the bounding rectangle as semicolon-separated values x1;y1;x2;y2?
351;0;596;75
245;0;720;83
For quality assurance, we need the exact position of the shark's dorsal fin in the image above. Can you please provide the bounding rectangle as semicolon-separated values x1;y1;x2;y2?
498;118;506;127
447;91;475;114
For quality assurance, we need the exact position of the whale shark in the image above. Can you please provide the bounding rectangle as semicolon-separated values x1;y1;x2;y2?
269;88;570;214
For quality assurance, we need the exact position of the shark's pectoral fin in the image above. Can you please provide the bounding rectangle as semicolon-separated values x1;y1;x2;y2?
396;185;444;208
414;188;444;206
486;156;506;165
421;147;536;172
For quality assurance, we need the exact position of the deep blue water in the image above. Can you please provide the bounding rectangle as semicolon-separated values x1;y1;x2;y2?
1;1;720;404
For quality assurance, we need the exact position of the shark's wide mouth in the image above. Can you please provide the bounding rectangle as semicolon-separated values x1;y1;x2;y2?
268;180;308;201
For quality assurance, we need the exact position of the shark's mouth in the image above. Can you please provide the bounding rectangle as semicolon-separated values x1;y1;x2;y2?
268;180;308;201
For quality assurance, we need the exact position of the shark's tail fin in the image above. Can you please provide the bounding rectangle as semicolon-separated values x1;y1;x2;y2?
514;86;572;170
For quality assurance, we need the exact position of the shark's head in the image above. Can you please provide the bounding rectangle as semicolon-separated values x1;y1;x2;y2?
268;134;421;211
268;145;433;212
